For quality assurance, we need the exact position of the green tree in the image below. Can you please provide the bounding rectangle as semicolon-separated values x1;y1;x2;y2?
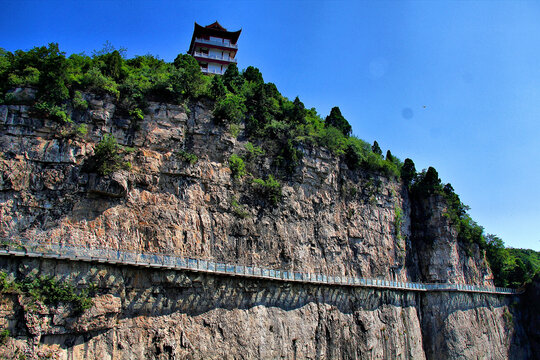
242;66;263;84
288;96;306;125
325;106;352;137
213;93;246;124
244;82;281;136
344;143;363;170
223;64;244;93
401;158;416;186
39;43;70;103
209;75;227;100
102;50;124;81
424;167;441;192
171;54;204;98
386;150;394;162
371;141;382;156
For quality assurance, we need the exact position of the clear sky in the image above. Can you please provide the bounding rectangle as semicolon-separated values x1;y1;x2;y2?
2;0;539;251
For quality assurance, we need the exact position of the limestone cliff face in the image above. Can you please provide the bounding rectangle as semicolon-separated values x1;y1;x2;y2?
0;94;413;281
411;194;494;286
0;91;532;359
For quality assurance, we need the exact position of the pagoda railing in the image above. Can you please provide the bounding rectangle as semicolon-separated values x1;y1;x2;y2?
194;37;238;49
0;239;520;295
201;68;225;75
193;51;237;63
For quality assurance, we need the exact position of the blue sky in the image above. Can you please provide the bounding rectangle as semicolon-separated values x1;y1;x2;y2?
2;0;539;251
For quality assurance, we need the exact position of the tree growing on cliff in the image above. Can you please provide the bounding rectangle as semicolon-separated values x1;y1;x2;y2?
242;66;263;84
401;158;416;186
172;54;205;99
325;106;352;137
213;93;247;124
209;75;227;100
223;64;245;94
101;50;124;81
287;96;307;126
371;141;382;157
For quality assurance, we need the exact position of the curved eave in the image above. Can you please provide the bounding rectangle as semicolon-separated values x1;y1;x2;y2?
188;22;242;53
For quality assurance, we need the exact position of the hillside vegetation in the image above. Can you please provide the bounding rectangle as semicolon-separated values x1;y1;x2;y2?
0;42;537;288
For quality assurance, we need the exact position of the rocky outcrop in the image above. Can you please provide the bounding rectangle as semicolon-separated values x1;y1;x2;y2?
0;92;533;359
411;194;494;285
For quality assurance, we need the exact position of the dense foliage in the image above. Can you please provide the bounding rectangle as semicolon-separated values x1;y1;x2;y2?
84;134;131;175
485;235;540;287
0;271;94;313
1;43;536;288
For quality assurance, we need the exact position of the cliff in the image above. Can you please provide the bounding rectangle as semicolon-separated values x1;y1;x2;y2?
0;91;533;359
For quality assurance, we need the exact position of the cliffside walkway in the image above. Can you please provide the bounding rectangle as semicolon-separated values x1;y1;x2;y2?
0;239;518;295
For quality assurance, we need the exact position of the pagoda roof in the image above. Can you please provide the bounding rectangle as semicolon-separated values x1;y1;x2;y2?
193;22;241;42
205;21;227;31
188;22;242;53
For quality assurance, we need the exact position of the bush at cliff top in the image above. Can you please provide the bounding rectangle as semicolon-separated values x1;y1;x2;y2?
213;93;246;124
0;43;401;178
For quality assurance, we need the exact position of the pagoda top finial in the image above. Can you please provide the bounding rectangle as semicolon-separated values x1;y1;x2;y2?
205;21;227;31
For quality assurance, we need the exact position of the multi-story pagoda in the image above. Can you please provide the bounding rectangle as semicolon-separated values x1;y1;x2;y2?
188;21;241;75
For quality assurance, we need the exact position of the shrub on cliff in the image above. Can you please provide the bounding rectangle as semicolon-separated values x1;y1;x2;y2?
229;154;246;179
85;134;130;176
252;175;282;206
275;139;303;176
31;101;71;123
0;271;94;314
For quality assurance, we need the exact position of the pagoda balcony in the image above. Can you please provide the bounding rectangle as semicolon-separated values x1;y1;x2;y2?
194;37;238;49
201;68;225;75
194;51;237;63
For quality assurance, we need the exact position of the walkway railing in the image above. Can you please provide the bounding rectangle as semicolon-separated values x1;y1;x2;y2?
0;239;518;295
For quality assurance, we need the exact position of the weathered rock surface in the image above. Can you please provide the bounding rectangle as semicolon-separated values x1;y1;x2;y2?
521;274;540;359
0;92;533;359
